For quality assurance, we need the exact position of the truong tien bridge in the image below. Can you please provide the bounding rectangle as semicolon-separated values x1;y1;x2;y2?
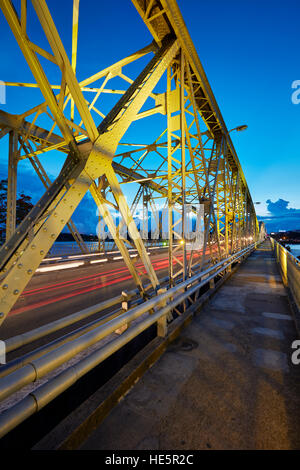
0;0;299;450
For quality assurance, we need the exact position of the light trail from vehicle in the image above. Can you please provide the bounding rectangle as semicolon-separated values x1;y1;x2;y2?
8;249;206;317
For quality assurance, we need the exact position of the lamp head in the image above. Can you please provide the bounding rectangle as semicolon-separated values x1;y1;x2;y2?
235;124;248;132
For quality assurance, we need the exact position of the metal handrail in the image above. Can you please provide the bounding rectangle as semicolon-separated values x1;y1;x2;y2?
4;248;245;354
0;244;254;402
0;250;249;378
270;237;300;266
5;294;124;353
0;243;256;438
270;238;300;311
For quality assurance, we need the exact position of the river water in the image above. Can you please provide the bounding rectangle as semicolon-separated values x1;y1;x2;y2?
290;244;300;259
48;240;165;256
49;241;114;256
49;241;300;258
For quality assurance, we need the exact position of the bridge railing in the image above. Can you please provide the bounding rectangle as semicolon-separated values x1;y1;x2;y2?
270;238;300;312
0;243;256;439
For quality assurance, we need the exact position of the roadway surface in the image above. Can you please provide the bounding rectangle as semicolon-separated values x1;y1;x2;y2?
0;246;208;359
79;240;300;450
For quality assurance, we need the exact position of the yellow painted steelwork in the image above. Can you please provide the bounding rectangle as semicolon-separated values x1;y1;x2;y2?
0;0;258;326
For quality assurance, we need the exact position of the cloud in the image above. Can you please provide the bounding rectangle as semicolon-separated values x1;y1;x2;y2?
258;198;300;232
0;161;98;235
0;161;45;204
266;198;300;216
69;193;98;235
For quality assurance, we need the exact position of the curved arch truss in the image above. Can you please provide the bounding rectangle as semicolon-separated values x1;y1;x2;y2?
0;0;258;325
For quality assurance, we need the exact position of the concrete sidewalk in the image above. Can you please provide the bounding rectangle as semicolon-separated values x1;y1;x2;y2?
80;241;300;450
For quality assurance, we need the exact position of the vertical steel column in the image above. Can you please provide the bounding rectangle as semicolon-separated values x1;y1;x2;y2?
180;50;187;282
199;137;223;270
230;171;239;253
142;185;149;245
6;130;18;241
223;158;229;257
167;65;174;285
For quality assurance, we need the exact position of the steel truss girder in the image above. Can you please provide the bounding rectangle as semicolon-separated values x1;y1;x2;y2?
131;0;257;227
0;0;259;328
0;0;180;324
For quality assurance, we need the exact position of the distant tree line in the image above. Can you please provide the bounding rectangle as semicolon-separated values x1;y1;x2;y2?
0;178;33;242
271;230;300;244
56;232;99;242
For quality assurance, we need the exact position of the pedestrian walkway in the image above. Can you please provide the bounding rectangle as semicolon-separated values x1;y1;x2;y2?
80;241;300;450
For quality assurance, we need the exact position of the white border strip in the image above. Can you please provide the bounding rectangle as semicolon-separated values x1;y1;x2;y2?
37;262;85;273
90;259;108;264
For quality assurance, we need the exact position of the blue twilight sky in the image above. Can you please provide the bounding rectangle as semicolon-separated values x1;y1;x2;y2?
0;0;299;234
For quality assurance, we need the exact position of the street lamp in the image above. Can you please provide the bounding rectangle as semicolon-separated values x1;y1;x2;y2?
227;124;248;135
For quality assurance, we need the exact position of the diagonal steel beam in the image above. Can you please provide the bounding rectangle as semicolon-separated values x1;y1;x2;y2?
18;137;89;254
0;21;179;323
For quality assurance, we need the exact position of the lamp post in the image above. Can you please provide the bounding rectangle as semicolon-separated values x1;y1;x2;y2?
227;124;248;135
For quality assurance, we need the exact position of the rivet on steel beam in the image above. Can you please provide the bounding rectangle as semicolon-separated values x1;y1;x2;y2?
2;284;8;290
0;313;4;318
31;245;36;249
40;251;44;255
43;227;47;232
51;234;55;239
17;264;23;269
13;289;19;295
27;269;33;274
